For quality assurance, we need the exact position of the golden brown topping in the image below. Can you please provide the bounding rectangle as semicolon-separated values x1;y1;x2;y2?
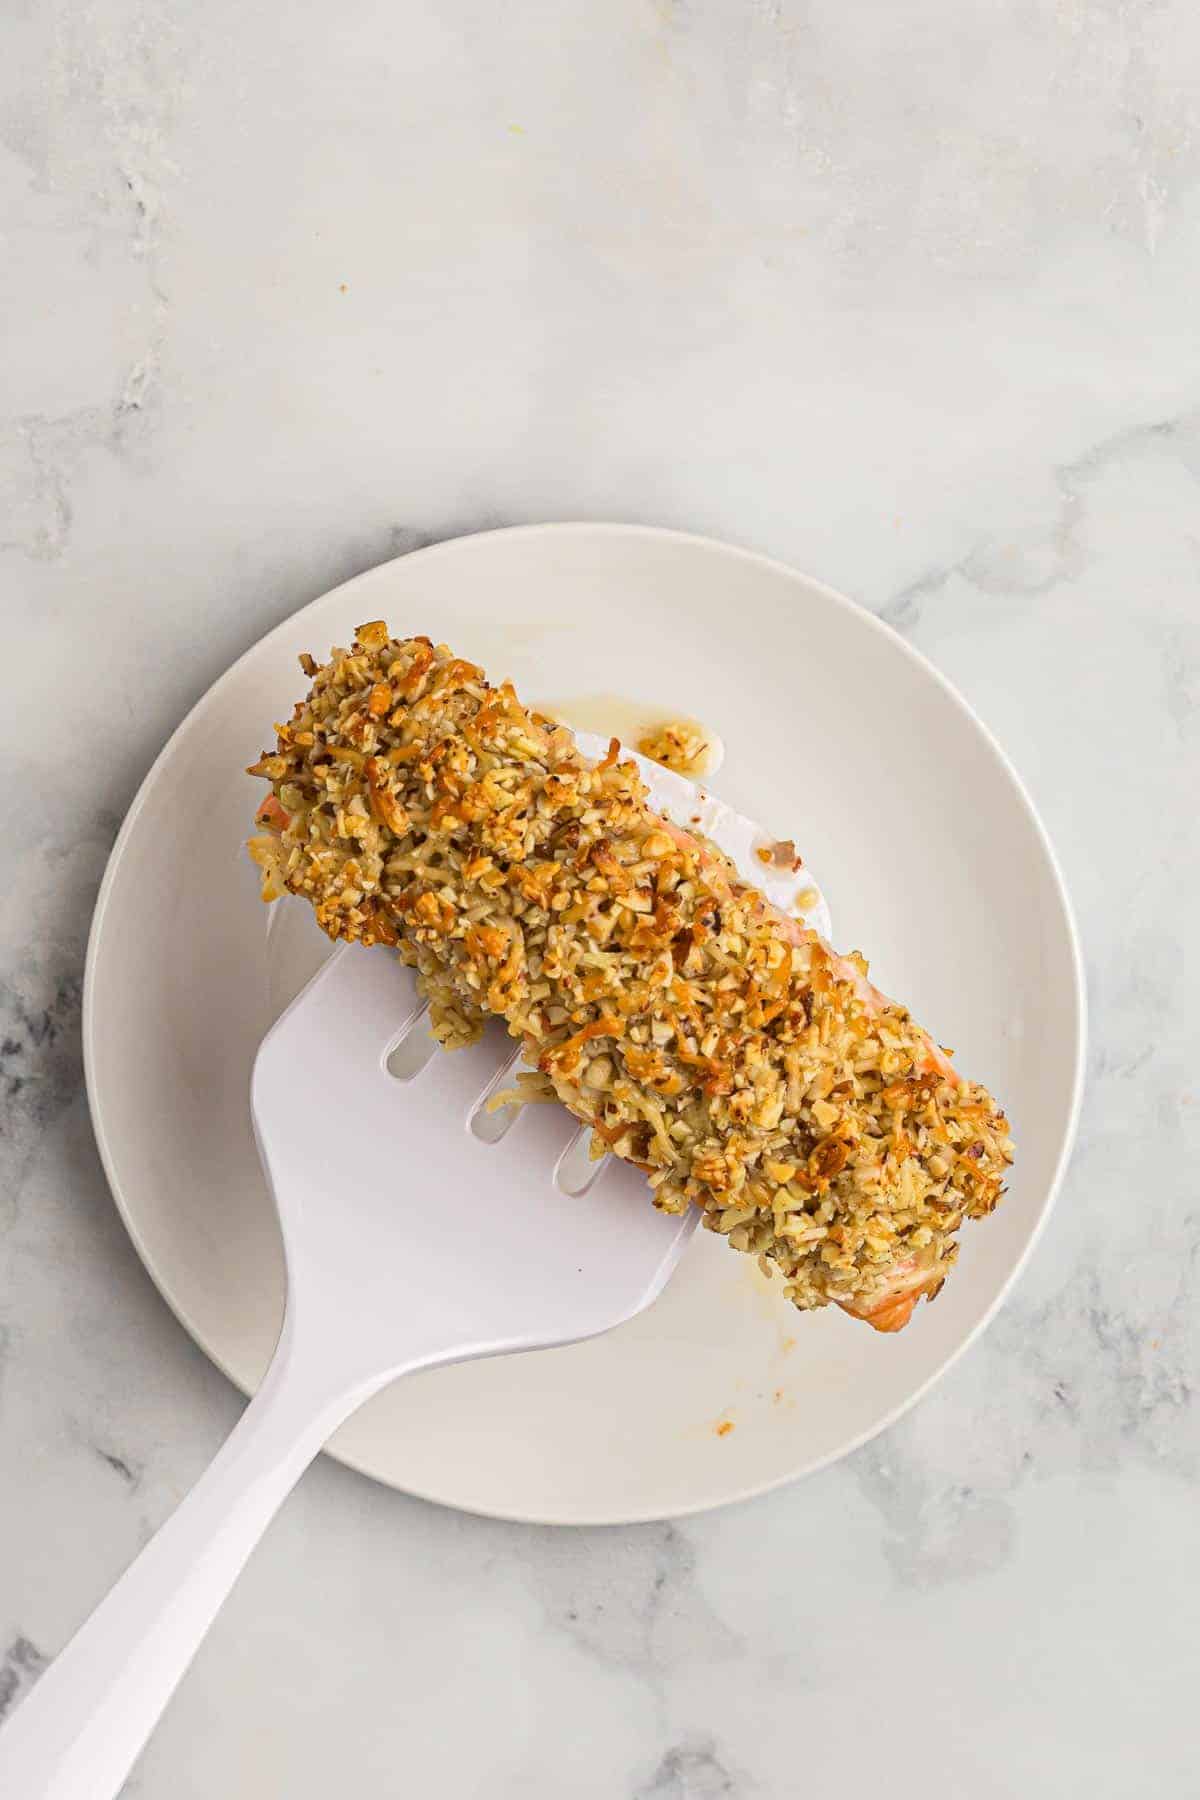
247;628;1013;1329
365;758;411;836
808;1138;850;1182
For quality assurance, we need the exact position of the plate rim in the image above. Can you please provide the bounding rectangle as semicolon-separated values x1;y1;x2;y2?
82;521;1087;1523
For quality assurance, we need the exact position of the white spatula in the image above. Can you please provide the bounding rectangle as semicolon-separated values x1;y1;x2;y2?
0;731;827;1799
0;943;698;1799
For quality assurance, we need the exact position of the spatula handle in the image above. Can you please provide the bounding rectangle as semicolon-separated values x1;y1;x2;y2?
0;1315;379;1800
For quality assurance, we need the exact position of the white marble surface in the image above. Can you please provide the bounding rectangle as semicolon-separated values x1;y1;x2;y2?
2;0;1198;1792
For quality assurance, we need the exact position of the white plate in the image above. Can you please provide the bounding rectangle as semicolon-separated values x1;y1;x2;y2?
84;524;1084;1524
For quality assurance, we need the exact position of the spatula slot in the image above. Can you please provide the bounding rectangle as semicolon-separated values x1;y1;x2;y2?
384;1007;438;1081
554;1126;605;1197
468;1048;526;1143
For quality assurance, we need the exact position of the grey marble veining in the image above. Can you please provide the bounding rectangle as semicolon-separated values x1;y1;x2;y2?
2;0;1199;1794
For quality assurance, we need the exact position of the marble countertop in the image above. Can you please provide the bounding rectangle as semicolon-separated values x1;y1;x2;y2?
3;0;1197;1793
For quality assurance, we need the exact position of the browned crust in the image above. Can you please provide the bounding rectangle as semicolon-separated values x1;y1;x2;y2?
248;626;1013;1329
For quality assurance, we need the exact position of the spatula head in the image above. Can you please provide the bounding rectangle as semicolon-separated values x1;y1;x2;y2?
252;943;698;1373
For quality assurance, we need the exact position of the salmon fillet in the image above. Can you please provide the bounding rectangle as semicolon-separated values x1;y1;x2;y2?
249;625;1012;1331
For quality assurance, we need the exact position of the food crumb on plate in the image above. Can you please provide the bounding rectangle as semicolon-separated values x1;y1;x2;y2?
756;837;805;872
637;718;719;778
